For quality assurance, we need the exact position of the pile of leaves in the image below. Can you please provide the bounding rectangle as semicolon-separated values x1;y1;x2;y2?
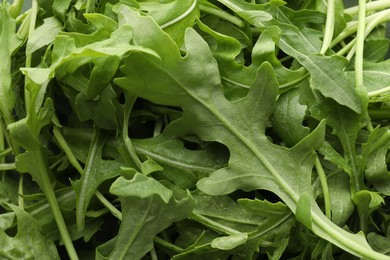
1;0;390;259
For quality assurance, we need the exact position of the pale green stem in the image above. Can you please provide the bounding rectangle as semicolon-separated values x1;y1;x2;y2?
345;0;390;16
53;126;84;175
0;163;16;170
332;9;390;50
153;236;184;253
24;0;38;114
199;3;244;27
31;149;79;260
9;0;24;18
94;190;123;220
123;95;142;170
0;123;4;164
150;246;158;260
320;0;335;54
345;9;390;61
368;86;390;97
315;156;331;219
18;174;24;209
190;212;241;235
354;0;366;89
0;147;12;158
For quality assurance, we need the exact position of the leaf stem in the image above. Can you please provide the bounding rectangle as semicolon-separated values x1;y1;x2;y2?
320;0;335;54
153;236;184;253
0;163;16;170
315;156;331;219
332;9;390;55
31;149;79;260
199;3;244;28
18;174;24;210
24;0;38;114
368;86;390;98
344;0;390;16
150;246;158;260
53;126;84;175
94;190;123;220
190;212;241;235
123;94;142;171
160;0;198;29
54;127;124;221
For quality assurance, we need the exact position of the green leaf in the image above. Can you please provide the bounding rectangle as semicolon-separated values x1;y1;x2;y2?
74;85;119;130
300;80;365;191
72;130;122;230
211;233;248;250
99;181;194;259
319;142;352;176
133;135;227;189
363;39;390;63
296;192;313;229
276;6;326;28
51;23;156;100
113;8;384;259
0;204;59;259
364;130;390;195
327;173;354;226
367;233;390;255
272;88;309;146
358;60;390;93
26;16;63;56
136;0;199;45
0;3;22;125
216;0;273;27
110;173;172;204
52;0;72;21
276;21;362;113
352;190;384;232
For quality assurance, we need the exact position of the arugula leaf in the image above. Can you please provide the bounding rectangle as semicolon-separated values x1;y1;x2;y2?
96;173;194;259
71;129;122;230
0;3;22;127
2;1;390;259
0;204;59;259
114;6;386;259
137;0;199;44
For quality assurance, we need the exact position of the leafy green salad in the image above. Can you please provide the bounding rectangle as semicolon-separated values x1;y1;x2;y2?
1;0;390;259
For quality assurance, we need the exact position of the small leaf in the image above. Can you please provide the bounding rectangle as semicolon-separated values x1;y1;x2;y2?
211;233;248;250
0;204;59;259
72;130;122;230
273;88;310;146
99;185;193;259
110;173;172;204
27;17;63;55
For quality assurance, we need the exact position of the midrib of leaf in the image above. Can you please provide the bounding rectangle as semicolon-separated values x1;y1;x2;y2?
160;0;197;29
29;190;75;216
160;63;300;204
135;145;217;173
197;211;292;226
335;107;360;191
249;213;292;239
276;9;318;53
118;198;153;259
280;41;360;112
221;76;250;89
310;213;389;260
76;129;101;230
164;61;387;259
